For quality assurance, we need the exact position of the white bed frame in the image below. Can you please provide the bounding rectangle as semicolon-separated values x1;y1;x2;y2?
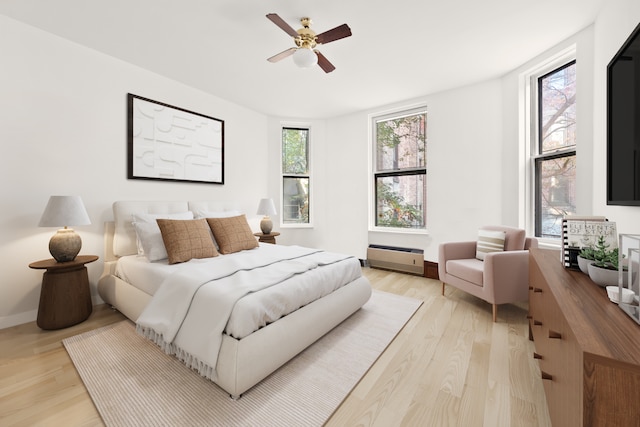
97;201;372;398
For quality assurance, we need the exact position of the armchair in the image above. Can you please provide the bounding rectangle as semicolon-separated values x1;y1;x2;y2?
438;225;538;322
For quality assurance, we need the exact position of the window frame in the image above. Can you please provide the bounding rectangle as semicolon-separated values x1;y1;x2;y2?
522;49;577;243
369;105;428;233
280;124;313;229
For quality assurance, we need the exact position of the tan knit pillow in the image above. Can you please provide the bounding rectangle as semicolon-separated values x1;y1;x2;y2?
157;218;218;264
206;215;259;254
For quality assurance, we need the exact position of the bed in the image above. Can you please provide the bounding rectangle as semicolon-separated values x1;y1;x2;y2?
97;201;372;398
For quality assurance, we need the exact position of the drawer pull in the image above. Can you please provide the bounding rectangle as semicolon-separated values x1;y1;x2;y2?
529;286;533;290
533;352;542;360
541;371;553;381
534;320;542;326
533;288;543;293
549;330;562;339
526;315;532;319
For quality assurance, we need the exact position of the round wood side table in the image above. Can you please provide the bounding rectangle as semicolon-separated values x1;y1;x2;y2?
254;232;280;244
29;255;98;330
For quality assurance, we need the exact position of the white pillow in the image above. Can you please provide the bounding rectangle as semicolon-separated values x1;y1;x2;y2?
132;211;194;260
475;229;506;261
193;209;242;219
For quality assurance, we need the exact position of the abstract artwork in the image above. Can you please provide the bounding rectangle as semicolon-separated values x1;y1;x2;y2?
127;94;224;184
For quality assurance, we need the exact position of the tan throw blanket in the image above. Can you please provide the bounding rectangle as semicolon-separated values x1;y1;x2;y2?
136;245;355;381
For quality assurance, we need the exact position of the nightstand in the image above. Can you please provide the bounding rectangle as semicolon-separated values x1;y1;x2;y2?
29;255;98;330
254;232;280;244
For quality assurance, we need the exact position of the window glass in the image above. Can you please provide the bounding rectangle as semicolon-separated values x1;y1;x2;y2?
282;127;310;225
283;177;309;224
373;109;427;230
539;63;577;153
282;128;309;175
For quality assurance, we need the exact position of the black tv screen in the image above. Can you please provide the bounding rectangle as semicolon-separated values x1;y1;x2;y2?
608;22;640;205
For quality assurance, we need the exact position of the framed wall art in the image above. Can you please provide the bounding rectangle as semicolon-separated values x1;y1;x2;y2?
127;93;224;184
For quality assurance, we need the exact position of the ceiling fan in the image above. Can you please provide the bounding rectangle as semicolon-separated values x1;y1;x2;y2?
266;13;352;73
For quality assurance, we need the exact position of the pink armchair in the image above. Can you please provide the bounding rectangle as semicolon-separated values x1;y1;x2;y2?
438;226;538;322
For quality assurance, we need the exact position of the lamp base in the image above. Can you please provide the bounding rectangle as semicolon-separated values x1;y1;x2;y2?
49;228;82;262
260;216;273;235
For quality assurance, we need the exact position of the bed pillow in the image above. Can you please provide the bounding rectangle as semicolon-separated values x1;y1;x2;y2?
132;211;194;257
206;215;259;254
193;209;242;219
475;229;506;261
133;221;172;261
193;209;242;250
156;218;219;264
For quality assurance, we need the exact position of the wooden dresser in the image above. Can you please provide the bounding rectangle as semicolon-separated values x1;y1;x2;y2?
529;249;640;427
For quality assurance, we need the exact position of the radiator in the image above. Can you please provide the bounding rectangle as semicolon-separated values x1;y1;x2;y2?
366;244;424;276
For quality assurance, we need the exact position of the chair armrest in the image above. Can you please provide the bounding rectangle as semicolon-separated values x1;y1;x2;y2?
483;250;530;303
439;241;477;262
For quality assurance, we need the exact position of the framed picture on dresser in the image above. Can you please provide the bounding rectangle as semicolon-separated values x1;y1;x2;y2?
127;93;224;185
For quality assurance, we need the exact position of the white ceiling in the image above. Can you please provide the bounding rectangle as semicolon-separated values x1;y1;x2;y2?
0;0;605;119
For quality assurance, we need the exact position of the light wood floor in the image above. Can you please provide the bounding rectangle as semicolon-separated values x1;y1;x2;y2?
0;268;551;426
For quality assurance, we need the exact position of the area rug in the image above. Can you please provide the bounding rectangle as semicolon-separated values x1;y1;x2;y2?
63;290;422;427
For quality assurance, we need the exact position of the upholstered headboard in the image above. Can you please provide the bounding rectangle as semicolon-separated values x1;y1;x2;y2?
111;200;241;257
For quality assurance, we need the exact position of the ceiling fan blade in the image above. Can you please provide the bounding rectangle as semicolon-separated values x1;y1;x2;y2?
267;47;297;63
315;51;336;73
266;13;299;38
316;24;352;45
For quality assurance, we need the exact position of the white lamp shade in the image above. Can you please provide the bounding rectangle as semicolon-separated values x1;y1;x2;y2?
293;48;318;68
39;196;91;227
256;198;277;216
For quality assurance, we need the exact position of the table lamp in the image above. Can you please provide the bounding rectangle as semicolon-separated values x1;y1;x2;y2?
256;198;277;234
38;195;91;262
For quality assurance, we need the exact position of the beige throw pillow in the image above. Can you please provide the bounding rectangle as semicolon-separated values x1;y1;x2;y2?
206;215;259;254
475;229;506;261
156;218;219;264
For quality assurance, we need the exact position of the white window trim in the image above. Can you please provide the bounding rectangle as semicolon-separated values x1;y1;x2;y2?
280;121;313;229
519;45;576;248
368;104;429;234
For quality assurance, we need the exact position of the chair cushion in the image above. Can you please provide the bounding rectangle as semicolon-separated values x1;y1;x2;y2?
476;229;506;260
446;259;484;286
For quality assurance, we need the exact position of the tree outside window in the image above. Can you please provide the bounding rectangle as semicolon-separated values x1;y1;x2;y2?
373;109;427;229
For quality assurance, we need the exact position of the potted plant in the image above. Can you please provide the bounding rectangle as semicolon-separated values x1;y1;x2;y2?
577;246;595;274
587;235;625;287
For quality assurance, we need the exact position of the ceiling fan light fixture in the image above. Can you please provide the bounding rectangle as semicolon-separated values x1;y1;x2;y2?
292;47;317;68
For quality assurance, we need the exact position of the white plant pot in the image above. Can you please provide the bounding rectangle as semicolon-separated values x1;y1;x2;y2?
587;263;627;288
577;256;593;274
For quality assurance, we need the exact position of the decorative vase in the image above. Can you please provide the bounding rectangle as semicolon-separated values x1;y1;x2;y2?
577;255;593;274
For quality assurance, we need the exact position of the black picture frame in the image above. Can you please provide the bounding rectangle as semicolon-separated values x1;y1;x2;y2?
127;93;224;184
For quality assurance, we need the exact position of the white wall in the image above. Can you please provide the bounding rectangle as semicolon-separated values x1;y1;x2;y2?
593;0;640;232
273;79;505;263
0;16;269;328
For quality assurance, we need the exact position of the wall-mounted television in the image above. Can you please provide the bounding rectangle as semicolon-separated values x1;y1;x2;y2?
607;21;640;205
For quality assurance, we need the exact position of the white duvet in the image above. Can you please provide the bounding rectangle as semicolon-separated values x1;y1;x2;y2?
135;244;362;381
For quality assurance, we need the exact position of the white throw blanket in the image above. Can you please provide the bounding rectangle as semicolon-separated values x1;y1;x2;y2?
136;245;355;381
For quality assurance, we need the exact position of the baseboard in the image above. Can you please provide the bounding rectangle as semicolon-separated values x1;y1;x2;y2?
0;309;37;330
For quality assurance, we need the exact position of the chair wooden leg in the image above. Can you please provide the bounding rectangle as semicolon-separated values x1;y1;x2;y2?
441;282;445;296
492;304;497;322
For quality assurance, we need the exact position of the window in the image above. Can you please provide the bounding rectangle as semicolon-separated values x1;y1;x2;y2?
372;108;427;230
533;61;577;238
282;127;310;225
